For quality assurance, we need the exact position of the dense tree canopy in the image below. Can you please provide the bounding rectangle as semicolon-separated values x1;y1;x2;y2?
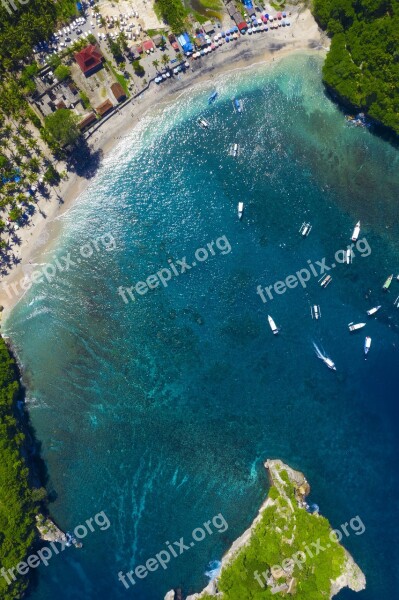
0;0;76;73
43;109;80;148
0;337;38;600
313;0;399;133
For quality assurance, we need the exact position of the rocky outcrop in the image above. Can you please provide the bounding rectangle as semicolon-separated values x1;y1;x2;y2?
36;514;67;543
165;459;366;600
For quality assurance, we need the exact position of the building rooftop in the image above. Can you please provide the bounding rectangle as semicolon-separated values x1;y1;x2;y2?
111;82;126;102
74;45;103;76
96;99;114;116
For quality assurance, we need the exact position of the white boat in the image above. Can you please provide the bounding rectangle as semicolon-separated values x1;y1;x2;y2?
394;296;399;308
348;322;366;332
229;143;239;157
346;248;352;264
238;202;244;220
367;305;381;316
198;117;209;129
364;336;371;355
319;274;332;288
313;342;336;371
268;315;279;335
299;222;312;237
311;305;321;320
351;221;361;242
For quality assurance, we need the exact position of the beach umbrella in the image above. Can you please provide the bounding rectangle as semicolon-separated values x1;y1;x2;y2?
226;36;230;42
185;61;190;67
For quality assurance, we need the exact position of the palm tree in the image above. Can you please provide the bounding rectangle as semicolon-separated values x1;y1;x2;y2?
161;53;170;68
152;59;160;72
176;52;183;63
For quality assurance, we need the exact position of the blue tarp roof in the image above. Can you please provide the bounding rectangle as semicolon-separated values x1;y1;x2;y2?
177;32;193;52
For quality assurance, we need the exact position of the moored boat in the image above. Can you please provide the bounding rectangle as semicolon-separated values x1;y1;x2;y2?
348;322;366;332
238;202;244;220
268;315;279;335
299;222;312;237
346;248;352;264
367;305;381;316
382;274;393;290
311;305;321;320
233;98;243;113
229;143;239;157
364;336;372;355
319;274;332;288
351;221;361;242
208;91;218;104
197;117;210;129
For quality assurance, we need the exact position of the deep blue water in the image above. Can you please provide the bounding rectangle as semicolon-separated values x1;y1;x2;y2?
4;54;399;599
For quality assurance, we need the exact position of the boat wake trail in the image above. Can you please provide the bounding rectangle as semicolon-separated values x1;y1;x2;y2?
312;341;325;360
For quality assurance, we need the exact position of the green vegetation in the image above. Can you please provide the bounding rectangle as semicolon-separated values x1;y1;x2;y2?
313;0;399;133
108;63;130;96
0;337;39;600
43;109;80;148
0;0;76;73
54;65;71;81
212;464;347;600
132;60;145;77
44;164;60;184
155;0;188;33
79;91;91;109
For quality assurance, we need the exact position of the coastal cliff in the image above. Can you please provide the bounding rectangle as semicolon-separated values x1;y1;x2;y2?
165;459;366;600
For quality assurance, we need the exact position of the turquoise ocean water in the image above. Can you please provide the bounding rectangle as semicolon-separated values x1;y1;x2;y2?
4;54;399;599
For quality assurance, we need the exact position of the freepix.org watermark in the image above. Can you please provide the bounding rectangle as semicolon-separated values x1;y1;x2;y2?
1;232;116;300
117;235;232;304
0;511;111;586
253;514;366;591
117;513;228;589
256;238;371;304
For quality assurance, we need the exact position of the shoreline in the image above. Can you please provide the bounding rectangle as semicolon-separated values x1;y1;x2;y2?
166;460;366;600
0;7;327;319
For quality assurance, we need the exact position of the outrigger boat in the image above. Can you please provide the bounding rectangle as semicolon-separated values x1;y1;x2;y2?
229;143;239;157
208;91;218;104
367;305;381;316
268;315;279;335
364;336;372;356
348;322;366;332
319;274;332;288
346;248;352;264
311;305;321;320
197;117;210;129
299;222;312;237
238;202;244;220
351;221;361;242
313;342;336;371
233;98;243;113
382;274;393;290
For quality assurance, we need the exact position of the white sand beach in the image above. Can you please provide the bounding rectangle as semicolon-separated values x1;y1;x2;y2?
0;7;328;316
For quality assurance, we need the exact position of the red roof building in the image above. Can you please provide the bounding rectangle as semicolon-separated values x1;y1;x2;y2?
74;45;104;77
142;39;155;52
237;22;248;32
